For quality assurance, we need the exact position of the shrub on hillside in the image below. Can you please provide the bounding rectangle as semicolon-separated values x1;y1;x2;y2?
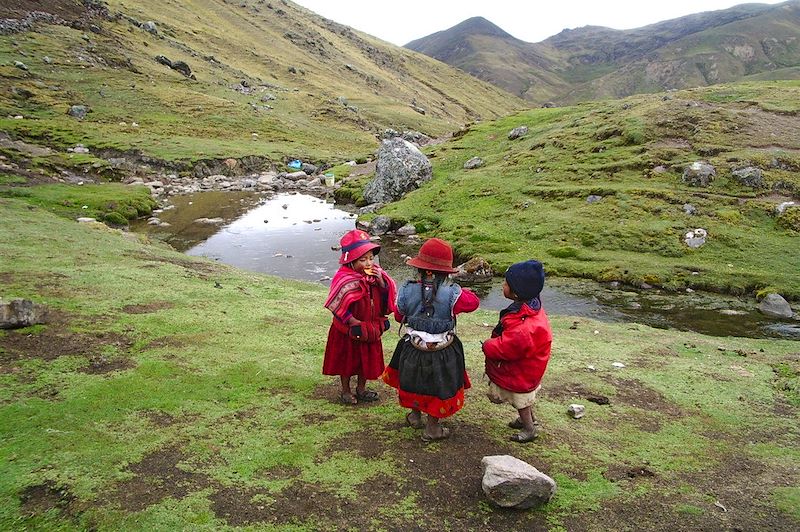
777;207;800;232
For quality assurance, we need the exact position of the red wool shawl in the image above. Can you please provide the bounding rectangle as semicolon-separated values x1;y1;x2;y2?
324;265;398;322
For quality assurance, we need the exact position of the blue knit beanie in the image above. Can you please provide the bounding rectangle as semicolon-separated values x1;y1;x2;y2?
505;260;545;301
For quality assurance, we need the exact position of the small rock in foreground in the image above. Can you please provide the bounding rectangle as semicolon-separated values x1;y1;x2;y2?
481;455;556;510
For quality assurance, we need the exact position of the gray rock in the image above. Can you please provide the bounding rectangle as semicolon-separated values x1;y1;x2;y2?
776;201;796;215
568;404;585;419
363;138;432;204
758;293;793;319
14;60;29;71
586;195;603;204
76;217;97;223
285;171;307;181
682;161;716;187
684;228;707;248
141;21;158;34
683;203;696;215
508;126;528;140
396;223;416;236
481;455;556;509
370;215;392;235
358;203;384;214
301;162;318;175
67;105;88;119
1;298;48;329
731;166;764;188
170;60;193;78
464;157;484;169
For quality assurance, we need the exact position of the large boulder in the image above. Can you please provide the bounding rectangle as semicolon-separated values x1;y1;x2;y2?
758;293;793;319
363;138;432;204
0;298;49;329
481;455;556;509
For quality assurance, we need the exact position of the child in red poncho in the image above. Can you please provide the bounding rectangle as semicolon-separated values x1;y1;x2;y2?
323;229;397;405
482;260;552;443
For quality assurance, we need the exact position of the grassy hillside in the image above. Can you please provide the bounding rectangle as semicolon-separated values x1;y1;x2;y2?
1;197;798;530
377;81;800;298
0;0;524;171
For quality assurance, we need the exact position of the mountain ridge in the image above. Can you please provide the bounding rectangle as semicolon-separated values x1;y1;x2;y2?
405;1;800;104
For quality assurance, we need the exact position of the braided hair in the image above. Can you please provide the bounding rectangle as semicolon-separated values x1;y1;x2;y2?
419;269;448;317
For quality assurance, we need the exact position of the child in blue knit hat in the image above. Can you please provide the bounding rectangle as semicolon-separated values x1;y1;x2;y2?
482;260;552;442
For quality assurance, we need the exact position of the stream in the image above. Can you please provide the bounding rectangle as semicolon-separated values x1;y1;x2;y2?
133;192;800;340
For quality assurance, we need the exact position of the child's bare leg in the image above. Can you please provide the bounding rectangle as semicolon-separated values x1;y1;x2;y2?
339;375;356;404
510;406;539;442
355;375;367;394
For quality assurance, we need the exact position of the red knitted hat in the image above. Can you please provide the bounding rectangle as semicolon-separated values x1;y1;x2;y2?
406;238;458;273
339;229;380;264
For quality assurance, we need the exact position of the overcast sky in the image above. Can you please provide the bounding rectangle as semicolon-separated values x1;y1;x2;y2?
292;0;787;46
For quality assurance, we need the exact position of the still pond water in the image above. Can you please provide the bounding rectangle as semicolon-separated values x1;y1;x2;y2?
133;192;800;340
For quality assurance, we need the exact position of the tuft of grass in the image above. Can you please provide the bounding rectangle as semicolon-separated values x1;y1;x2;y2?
0;183;157;223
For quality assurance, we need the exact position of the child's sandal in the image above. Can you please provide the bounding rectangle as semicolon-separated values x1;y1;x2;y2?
339;392;357;405
355;389;379;402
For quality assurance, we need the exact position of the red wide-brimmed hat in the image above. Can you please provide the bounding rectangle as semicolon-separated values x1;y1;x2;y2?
406;238;458;273
339;229;381;264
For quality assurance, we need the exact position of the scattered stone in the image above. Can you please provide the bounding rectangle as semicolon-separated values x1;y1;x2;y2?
396;224;416;236
684;228;707;248
682;161;716;187
683;203;696;215
464;157;484;169
76;217;97;223
586;195;603;204
508;126;528;140
141;21;158;34
14;60;29;71
481;455;556;509
777;201;796;215
67;105;88;119
370;215;392;235
731;166;764;188
567;404;585;419
612;362;626;368
301;162;318;175
454;257;493;283
0;298;48;329
758;293;793;319
194;217;224;224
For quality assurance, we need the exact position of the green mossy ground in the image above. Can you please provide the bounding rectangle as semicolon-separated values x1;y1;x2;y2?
1;198;797;530
380;81;800;298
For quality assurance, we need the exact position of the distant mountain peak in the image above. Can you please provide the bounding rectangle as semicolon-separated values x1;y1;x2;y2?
448;16;514;39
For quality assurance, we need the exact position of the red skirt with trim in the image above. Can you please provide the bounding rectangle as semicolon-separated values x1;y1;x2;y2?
381;336;471;419
322;323;385;380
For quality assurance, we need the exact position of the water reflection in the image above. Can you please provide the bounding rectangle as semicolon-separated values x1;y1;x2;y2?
133;192;799;339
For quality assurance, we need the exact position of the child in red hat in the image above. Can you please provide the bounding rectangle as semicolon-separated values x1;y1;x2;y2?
382;238;479;441
323;229;398;404
482;260;552;443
